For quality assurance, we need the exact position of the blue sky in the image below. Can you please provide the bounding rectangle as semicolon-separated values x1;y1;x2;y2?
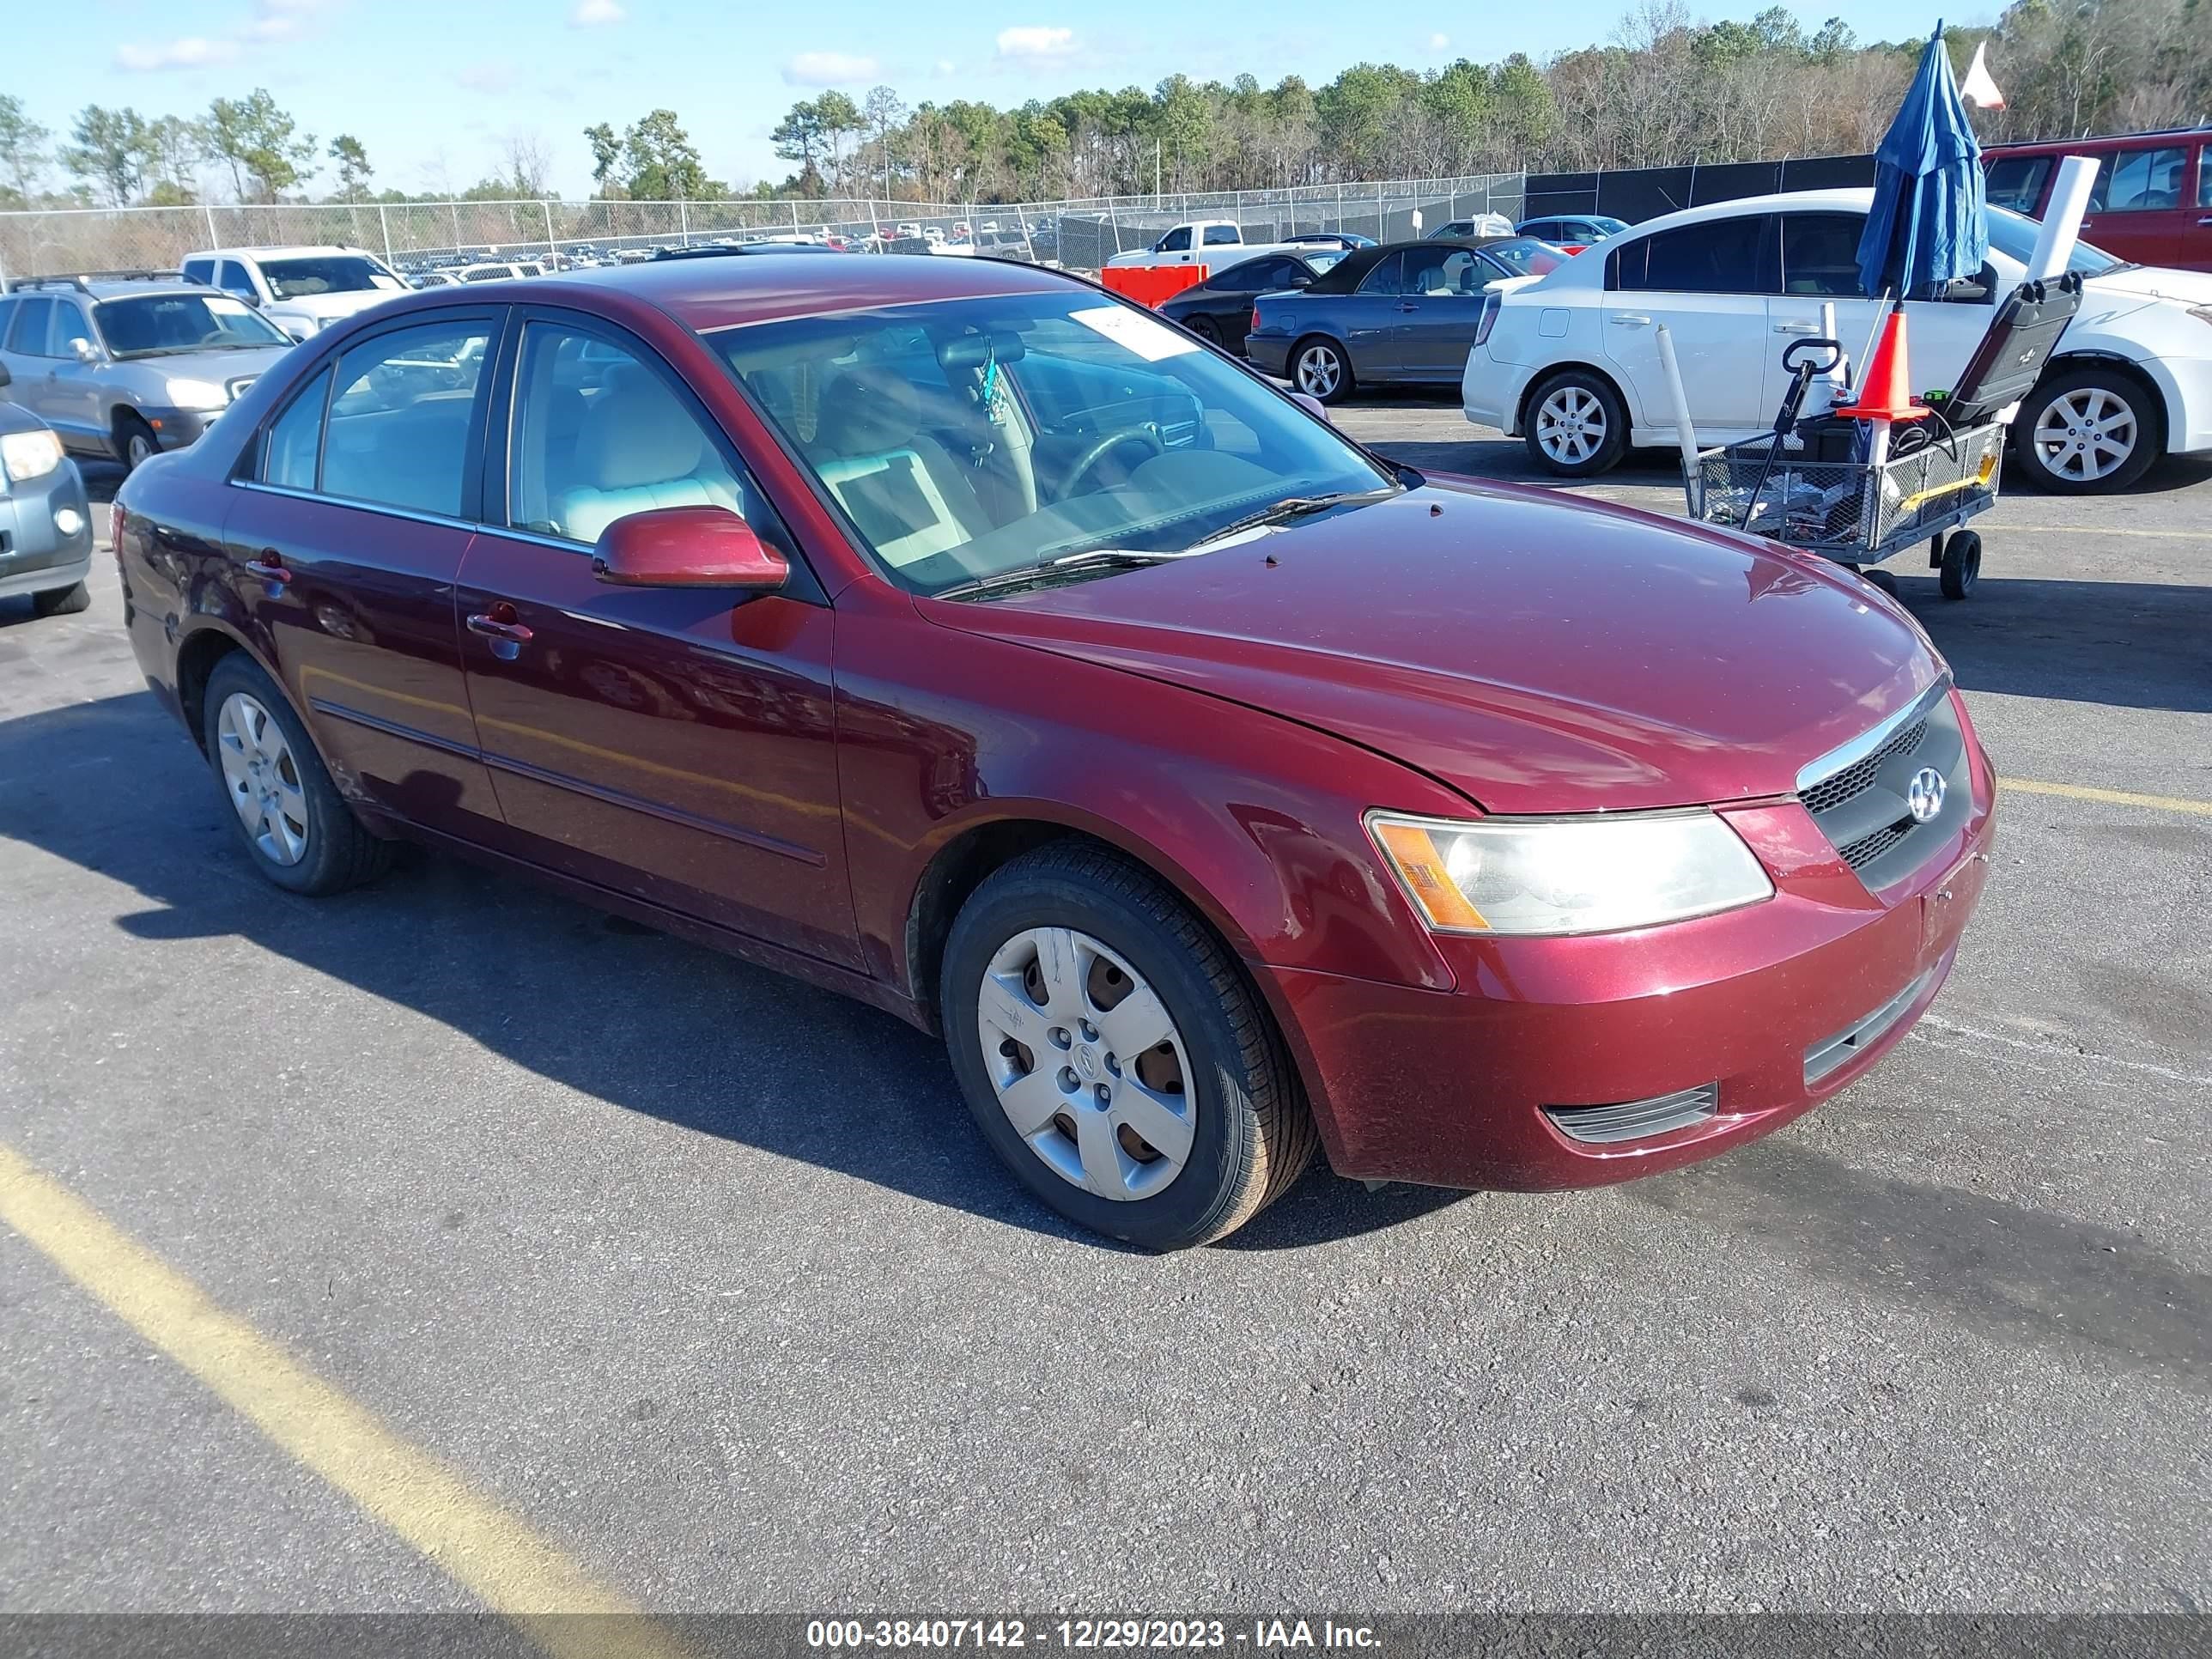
24;0;1980;198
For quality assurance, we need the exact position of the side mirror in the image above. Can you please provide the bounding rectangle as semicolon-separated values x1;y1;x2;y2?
70;337;99;364
592;505;790;591
1288;391;1330;423
1289;274;1313;288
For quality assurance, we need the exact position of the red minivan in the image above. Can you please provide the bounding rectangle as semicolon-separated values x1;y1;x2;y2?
1983;128;2210;270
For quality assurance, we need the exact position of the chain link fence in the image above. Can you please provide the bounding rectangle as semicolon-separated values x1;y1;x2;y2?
0;172;1528;285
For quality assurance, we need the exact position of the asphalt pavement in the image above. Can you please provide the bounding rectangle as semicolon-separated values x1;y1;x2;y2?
1;421;2206;1626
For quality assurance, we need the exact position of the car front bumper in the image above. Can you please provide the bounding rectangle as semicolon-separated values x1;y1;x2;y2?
0;457;95;600
143;406;221;452
1261;718;1997;1190
2135;351;2212;455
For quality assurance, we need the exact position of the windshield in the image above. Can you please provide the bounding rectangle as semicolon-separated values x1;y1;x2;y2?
715;290;1395;598
97;292;291;356
260;255;406;300
1483;239;1566;276
1984;206;2130;276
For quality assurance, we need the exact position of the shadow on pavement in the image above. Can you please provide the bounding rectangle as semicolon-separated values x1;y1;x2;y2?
0;690;1448;1253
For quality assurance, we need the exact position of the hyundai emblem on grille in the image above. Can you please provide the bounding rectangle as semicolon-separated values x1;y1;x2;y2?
1906;767;1947;823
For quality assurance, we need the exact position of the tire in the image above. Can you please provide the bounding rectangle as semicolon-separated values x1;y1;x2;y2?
1938;529;1981;602
1522;368;1629;477
940;842;1317;1249
200;653;392;896
1290;335;1353;404
1183;314;1221;347
30;581;90;617
117;413;159;475
2014;366;2162;494
1862;568;1901;598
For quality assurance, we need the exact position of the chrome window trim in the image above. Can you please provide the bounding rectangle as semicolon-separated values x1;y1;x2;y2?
231;478;484;536
1795;675;1954;798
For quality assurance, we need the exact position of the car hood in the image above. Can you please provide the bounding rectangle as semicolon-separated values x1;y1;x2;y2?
123;343;296;389
264;288;404;323
2086;263;2212;307
928;477;1943;815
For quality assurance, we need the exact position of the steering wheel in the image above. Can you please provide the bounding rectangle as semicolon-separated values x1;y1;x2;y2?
1061;425;1165;498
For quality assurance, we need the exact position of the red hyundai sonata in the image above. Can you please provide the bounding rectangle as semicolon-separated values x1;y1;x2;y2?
113;253;1994;1249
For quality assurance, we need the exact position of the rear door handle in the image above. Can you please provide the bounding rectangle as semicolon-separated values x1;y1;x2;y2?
242;554;294;585
2199;216;2212;226
1773;320;1822;335
1610;313;1651;327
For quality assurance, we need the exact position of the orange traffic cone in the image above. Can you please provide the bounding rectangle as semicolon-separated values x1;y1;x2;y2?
1836;305;1931;424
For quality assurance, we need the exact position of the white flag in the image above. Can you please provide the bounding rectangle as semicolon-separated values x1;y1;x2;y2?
1960;40;2006;110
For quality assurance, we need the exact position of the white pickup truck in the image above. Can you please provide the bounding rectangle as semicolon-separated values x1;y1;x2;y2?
1104;220;1304;270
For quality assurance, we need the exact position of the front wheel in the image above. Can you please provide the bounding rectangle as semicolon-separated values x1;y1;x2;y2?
2014;368;2162;494
30;581;91;617
941;844;1316;1249
1290;337;1353;404
117;414;159;474
1938;530;1981;601
1523;369;1628;477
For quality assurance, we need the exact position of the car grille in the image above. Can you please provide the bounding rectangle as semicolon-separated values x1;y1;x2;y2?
1796;681;1966;890
1543;1085;1719;1145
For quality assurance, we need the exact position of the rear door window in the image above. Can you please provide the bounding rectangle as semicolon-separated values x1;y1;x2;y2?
2091;147;2187;211
217;260;258;300
9;297;54;356
1984;155;2051;213
182;258;217;287
1611;215;1777;294
319;319;495;518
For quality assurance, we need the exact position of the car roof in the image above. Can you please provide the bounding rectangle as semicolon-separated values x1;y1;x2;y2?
6;276;212;301
1986;126;2208;155
1303;236;1520;294
1616;188;1875;237
452;251;1087;332
185;245;377;260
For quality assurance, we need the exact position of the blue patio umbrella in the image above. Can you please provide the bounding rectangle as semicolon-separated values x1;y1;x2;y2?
1856;23;1988;301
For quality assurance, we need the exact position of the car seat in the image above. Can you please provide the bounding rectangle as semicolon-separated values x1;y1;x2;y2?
550;366;742;543
808;368;994;568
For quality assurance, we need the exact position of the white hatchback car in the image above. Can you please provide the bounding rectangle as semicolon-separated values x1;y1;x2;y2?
1462;188;2212;493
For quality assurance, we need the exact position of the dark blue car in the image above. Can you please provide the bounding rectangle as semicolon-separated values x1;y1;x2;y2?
1243;237;1565;403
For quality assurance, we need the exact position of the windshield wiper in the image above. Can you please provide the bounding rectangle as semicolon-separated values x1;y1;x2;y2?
1187;485;1401;550
936;548;1194;601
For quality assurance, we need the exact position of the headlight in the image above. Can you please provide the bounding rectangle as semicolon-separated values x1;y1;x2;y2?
167;378;228;409
0;428;64;484
1367;810;1773;936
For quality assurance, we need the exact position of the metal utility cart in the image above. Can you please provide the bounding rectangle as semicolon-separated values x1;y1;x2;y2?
1682;272;2083;604
1691;406;2005;601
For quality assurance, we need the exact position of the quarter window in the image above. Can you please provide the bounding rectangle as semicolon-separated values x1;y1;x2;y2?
319;321;494;518
263;368;331;490
2091;147;2186;212
1356;252;1405;296
1201;224;1239;246
506;321;783;550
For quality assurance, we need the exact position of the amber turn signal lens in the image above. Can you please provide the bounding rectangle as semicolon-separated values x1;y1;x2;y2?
1370;819;1489;932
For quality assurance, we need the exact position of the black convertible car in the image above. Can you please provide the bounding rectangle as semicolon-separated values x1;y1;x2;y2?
1156;251;1344;354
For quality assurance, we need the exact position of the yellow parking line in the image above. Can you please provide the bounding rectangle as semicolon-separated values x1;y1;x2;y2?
2002;777;2212;818
2000;523;2212;541
0;1141;692;1659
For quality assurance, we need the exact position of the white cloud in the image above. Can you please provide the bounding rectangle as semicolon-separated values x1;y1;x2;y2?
1428;32;1449;51
115;36;242;71
781;50;879;86
569;0;626;25
933;58;957;76
995;26;1077;61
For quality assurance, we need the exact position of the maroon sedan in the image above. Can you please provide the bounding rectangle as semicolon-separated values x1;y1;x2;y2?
113;254;1994;1249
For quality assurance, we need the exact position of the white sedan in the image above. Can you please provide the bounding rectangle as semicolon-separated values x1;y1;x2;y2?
1462;187;2212;492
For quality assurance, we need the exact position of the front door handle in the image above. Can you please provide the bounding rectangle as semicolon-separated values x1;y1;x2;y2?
242;554;294;586
1395;301;1419;313
1773;320;1822;335
466;607;534;645
1610;313;1651;327
2198;216;2212;227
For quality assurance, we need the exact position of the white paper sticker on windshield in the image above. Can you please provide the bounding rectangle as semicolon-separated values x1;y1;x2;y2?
1070;305;1199;361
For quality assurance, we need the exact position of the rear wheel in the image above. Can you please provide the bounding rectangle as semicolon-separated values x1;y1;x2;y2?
1523;368;1628;477
30;581;90;617
1291;336;1353;404
200;654;392;896
2014;367;2161;494
941;843;1316;1249
1183;313;1221;347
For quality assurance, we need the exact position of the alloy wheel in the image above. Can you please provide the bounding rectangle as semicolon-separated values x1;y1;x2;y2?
2033;386;2136;483
976;927;1195;1202
126;432;155;470
1535;384;1607;465
1295;344;1343;398
216;692;309;866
